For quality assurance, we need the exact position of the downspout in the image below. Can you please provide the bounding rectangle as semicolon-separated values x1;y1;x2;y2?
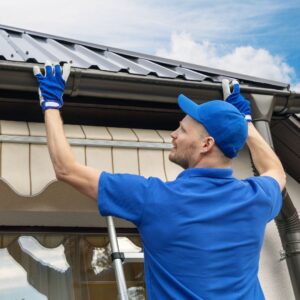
250;93;300;299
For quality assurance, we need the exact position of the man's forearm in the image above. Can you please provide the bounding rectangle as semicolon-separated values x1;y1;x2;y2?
44;109;76;177
246;122;285;179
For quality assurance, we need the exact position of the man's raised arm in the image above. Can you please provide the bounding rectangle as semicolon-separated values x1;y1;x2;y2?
33;62;100;200
246;122;286;190
222;79;286;191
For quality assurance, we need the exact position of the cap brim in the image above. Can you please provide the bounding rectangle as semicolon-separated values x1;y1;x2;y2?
178;94;200;122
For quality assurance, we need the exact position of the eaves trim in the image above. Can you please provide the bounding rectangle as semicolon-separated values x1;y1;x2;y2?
0;61;300;115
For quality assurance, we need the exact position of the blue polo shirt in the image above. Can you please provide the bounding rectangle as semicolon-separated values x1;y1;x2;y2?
98;168;282;300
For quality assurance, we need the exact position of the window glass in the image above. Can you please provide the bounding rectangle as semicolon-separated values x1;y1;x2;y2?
0;233;145;300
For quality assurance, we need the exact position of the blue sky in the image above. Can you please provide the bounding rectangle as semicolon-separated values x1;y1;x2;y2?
0;0;300;89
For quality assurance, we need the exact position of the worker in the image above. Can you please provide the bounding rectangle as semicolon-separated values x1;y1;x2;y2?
33;61;285;300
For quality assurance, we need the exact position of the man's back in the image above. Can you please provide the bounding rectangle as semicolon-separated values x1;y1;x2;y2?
33;62;287;300
99;167;282;299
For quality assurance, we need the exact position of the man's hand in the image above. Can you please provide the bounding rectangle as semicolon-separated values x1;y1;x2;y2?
33;61;71;112
222;79;252;122
222;80;286;190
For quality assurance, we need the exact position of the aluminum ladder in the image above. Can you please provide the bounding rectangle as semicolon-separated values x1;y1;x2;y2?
107;216;144;300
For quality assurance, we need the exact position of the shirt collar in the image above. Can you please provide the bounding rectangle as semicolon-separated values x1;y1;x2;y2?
177;167;234;179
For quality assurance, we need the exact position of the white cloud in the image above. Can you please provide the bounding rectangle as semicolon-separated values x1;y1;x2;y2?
156;32;300;87
0;0;296;52
19;236;70;273
292;83;300;92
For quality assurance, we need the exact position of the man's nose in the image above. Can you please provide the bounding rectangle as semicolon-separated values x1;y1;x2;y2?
170;129;177;139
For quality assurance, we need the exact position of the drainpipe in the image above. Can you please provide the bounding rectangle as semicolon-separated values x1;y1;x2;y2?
250;93;300;300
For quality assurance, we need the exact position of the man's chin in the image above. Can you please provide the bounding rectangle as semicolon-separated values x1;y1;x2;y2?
169;152;176;163
169;153;187;169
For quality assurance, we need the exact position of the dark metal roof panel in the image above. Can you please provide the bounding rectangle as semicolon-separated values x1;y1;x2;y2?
0;24;290;89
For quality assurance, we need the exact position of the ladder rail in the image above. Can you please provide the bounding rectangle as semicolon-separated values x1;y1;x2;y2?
123;252;144;263
106;216;129;300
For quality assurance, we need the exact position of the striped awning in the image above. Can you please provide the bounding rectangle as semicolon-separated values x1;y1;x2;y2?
0;120;184;227
0;120;182;196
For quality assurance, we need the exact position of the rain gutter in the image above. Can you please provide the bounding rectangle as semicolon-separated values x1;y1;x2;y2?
0;61;300;115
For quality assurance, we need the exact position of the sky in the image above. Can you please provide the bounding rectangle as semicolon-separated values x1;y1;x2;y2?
0;0;300;90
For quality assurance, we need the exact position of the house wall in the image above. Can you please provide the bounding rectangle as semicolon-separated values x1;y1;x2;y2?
0;120;298;299
233;147;299;300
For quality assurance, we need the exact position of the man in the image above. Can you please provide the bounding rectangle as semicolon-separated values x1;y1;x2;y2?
33;62;285;300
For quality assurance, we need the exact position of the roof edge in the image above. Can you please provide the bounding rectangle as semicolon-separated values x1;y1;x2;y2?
0;61;299;116
0;24;289;89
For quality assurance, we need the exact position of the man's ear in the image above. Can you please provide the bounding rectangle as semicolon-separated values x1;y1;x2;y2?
200;136;215;154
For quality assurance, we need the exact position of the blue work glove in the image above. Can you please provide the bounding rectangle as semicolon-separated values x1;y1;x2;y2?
33;61;71;112
222;79;252;122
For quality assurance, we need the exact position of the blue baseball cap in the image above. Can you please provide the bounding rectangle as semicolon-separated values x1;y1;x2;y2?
178;94;248;158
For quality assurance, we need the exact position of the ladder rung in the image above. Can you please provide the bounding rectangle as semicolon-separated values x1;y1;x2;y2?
123;252;144;263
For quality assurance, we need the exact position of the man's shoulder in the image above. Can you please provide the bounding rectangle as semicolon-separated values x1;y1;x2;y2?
242;175;282;204
101;171;168;187
243;175;281;190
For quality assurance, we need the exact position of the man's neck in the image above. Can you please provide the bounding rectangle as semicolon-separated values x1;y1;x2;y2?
192;156;232;169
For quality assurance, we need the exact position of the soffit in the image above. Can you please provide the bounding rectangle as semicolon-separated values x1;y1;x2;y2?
271;116;300;183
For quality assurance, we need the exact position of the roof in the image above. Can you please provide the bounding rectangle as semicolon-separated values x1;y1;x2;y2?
0;24;289;89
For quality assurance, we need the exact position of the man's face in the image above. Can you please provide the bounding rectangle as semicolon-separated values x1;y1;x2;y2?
169;115;209;169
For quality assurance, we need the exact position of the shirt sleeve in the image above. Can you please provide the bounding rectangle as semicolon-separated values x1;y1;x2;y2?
253;176;283;222
97;172;151;226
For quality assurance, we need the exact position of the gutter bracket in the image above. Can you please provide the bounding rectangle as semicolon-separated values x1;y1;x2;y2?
249;93;275;122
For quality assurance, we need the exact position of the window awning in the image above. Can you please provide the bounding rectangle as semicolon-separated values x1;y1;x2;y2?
0;120;184;227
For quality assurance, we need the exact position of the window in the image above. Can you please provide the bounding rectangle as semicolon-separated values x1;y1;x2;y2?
0;232;145;300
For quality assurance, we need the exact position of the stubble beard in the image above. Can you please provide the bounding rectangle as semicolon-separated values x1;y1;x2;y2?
169;149;189;169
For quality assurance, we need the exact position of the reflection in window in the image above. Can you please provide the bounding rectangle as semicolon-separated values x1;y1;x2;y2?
92;237;142;275
0;248;47;300
0;234;145;300
19;236;70;273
